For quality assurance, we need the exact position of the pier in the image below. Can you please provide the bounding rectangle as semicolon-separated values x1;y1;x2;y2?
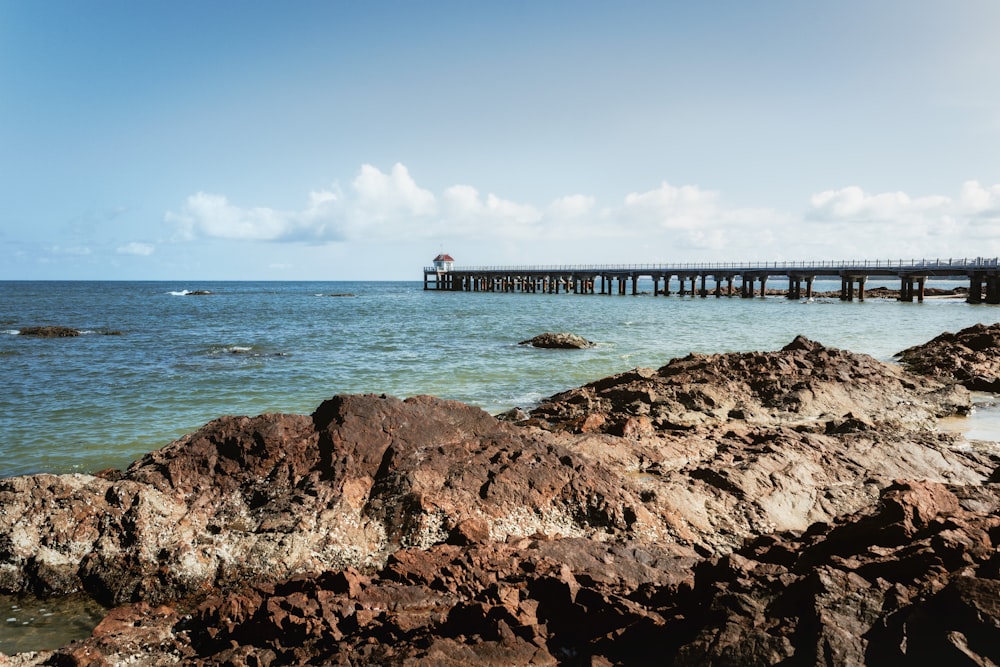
423;258;1000;304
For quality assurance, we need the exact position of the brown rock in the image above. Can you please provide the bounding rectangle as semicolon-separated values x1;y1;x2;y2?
4;332;1000;664
519;332;596;349
897;322;1000;392
661;481;1000;666
0;394;661;606
30;482;1000;666
532;337;971;432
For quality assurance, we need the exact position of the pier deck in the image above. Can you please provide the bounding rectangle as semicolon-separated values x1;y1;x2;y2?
423;258;1000;303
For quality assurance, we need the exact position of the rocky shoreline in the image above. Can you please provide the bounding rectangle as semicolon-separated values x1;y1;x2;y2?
2;324;1000;665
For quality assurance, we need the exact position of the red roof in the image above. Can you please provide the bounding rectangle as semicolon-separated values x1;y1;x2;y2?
433;253;455;262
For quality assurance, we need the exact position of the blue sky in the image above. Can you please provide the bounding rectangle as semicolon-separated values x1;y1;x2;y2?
2;1;999;280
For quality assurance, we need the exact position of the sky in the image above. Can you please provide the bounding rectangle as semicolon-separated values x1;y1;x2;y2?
1;0;999;280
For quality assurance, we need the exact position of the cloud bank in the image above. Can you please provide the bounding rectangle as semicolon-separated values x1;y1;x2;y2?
165;164;1000;261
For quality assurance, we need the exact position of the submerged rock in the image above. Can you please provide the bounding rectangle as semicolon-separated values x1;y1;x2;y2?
519;332;596;349
17;326;80;337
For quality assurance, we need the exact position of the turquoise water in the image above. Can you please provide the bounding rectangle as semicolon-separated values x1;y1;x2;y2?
1;279;998;479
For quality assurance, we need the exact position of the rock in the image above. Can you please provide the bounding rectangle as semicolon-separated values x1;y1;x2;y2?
32;538;695;666
495;406;530;422
17;326;80;337
781;334;822;352
26;482;1000;666
896;322;1000;392
4;333;1000;664
1;339;989;606
530;337;971;432
0;394;673;606
658;480;1000;666
519;332;595;349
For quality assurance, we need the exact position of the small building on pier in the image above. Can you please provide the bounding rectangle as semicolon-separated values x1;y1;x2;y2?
432;253;455;272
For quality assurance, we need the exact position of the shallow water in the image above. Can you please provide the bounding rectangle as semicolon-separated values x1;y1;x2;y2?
0;594;107;655
2;279;999;478
938;395;1000;445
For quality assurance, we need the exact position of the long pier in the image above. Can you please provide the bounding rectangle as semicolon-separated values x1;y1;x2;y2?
423;258;1000;303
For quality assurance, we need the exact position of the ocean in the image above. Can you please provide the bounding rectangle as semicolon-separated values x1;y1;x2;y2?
2;279;999;480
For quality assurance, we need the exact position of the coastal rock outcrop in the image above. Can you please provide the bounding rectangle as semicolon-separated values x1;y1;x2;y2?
661;479;1000;666
2;335;1000;664
22;481;1000;666
519;332;596;349
1;394;687;607
896;321;1000;391
528;335;971;433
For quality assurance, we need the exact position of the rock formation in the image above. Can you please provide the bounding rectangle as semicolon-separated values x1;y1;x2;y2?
519;333;596;349
13;482;1000;666
2;334;1000;665
896;321;1000;392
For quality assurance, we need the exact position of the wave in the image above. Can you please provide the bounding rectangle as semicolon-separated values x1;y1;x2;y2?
205;345;289;358
505;391;544;410
169;290;213;296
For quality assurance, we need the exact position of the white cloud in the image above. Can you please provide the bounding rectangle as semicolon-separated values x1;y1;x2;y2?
166;192;313;241
164;163;1000;262
167;163;550;244
959;180;1000;215
619;181;722;230
546;194;595;219
801;183;1000;259
441;185;543;234
116;242;154;256
351;163;436;219
809;186;950;222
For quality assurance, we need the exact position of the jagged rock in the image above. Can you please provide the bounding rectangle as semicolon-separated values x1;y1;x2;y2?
22;482;1000;666
519;332;596;349
781;334;822;352
660;480;1000;666
529;337;971;432
3;335;1000;664
896;322;1000;391
0;394;673;606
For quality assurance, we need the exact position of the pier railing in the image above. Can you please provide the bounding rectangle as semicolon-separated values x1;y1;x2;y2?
424;257;1000;274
